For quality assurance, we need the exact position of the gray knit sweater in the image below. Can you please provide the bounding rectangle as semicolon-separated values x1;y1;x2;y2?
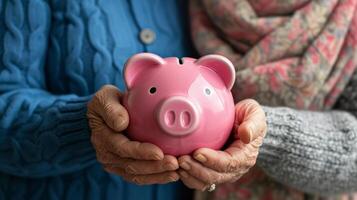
258;72;357;195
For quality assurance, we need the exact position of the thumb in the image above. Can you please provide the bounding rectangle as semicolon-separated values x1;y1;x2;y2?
234;99;266;144
88;85;129;132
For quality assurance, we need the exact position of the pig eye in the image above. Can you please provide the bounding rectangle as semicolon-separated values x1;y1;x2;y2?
204;88;211;95
149;87;157;94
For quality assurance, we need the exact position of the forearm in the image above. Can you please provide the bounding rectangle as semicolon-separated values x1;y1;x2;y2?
258;106;357;195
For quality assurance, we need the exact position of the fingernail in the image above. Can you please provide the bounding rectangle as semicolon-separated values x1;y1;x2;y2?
246;127;253;143
179;171;189;178
194;154;207;163
180;162;191;170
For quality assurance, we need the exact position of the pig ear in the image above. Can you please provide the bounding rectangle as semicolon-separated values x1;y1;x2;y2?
124;53;165;89
195;55;236;90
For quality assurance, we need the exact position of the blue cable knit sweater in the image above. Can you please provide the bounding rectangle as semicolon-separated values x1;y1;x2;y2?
0;0;194;199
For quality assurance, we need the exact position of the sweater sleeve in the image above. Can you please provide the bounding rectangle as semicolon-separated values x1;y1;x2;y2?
0;1;96;177
257;106;357;195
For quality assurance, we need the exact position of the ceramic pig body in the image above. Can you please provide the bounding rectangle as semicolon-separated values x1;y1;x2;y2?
123;53;235;156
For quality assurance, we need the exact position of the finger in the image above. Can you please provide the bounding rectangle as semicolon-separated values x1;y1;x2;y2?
96;150;122;164
129;171;179;185
97;151;178;174
192;141;258;173
103;164;127;176
88;85;129;132
112;134;164;160
104;166;179;185
178;169;207;191
113;155;179;175
192;148;237;173
94;126;164;160
235;99;267;143
178;155;230;185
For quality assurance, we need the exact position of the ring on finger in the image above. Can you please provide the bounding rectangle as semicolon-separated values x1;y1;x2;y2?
207;183;216;192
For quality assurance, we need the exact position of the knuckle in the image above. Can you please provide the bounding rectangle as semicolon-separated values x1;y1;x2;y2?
226;160;238;172
251;137;263;148
238;156;253;169
104;105;128;131
94;87;116;110
240;154;257;169
210;160;222;171
129;142;143;159
112;144;125;157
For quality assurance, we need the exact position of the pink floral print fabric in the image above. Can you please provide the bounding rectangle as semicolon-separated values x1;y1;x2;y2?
190;0;357;110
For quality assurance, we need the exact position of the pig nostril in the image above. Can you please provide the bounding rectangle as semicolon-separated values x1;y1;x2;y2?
165;111;176;126
181;111;191;128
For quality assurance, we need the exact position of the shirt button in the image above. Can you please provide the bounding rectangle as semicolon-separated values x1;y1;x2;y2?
140;29;156;45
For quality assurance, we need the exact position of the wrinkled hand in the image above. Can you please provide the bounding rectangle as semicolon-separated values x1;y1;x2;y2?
87;85;179;185
178;99;267;191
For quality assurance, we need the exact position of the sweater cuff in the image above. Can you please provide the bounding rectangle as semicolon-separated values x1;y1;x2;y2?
28;95;96;177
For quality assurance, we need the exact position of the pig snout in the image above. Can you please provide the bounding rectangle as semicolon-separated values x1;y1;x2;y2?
157;96;200;136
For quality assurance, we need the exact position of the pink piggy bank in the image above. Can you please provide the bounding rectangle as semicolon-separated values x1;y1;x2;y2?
122;53;236;156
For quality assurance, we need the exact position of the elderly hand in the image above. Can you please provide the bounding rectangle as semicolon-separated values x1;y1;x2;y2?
87;85;179;185
178;99;267;191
